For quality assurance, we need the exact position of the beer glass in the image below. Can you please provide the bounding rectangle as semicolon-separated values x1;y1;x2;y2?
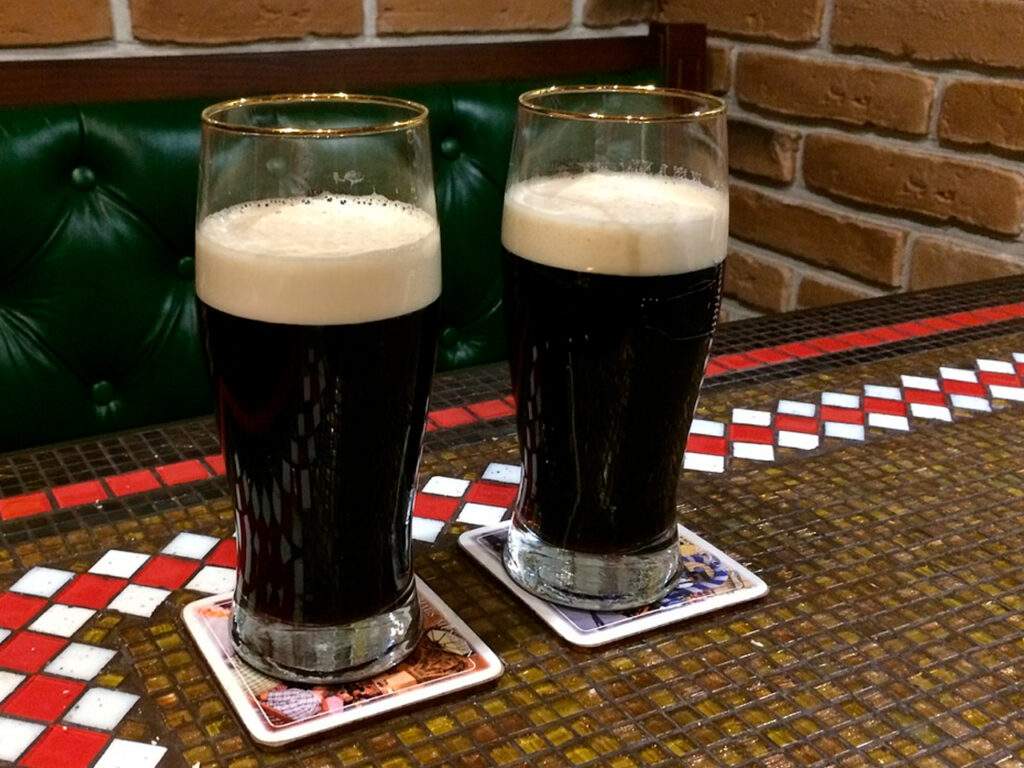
196;95;440;682
501;85;728;610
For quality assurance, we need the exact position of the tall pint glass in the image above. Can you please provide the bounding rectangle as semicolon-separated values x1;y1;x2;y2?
501;86;728;610
196;95;440;682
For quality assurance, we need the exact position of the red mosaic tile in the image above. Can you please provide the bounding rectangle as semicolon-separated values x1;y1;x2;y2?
425;422;438;431
155;459;210;486
467;399;516;420
0;592;47;630
205;454;227;475
0;674;85;721
745;347;795;365
412;494;461;521
941;380;988;398
714;353;760;371
903;388;947;407
19;724;109;768
132;556;200;590
978;371;1021;388
52;480;107;509
429;407;478;428
890;321;934;337
805;336;854;353
685;435;728;455
945;311;991;327
917;316;963;332
0;492;52;521
0;631;67;673
834;331;885;348
776;341;823;359
104;469;161;496
55;574;128;610
464;482;519;508
205;539;237;568
820;406;864;425
775;414;819;434
860;326;908;343
704;360;727;376
728;424;773;445
864;397;907;416
974;305;1020;321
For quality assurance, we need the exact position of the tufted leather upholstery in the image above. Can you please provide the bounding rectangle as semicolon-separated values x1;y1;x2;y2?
0;75;654;452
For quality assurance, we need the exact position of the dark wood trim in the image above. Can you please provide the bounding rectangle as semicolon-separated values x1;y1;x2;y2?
0;24;706;107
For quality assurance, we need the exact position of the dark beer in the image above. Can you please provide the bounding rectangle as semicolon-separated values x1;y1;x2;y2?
196;194;440;629
502;171;728;556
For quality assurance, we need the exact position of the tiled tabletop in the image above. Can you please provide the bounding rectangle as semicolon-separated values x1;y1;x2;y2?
4;277;1024;767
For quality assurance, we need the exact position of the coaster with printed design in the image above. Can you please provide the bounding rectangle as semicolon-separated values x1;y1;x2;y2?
183;578;503;747
459;522;768;647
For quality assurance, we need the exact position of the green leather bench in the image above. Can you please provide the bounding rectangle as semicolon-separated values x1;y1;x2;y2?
0;27;705;452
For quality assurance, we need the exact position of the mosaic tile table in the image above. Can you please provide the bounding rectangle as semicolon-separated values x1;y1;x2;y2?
4;276;1024;768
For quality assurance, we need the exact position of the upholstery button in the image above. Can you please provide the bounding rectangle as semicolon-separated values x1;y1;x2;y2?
177;256;195;279
92;380;115;406
441;327;459;348
71;165;96;190
440;137;461;160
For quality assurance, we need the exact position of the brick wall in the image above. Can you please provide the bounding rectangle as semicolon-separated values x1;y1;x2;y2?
663;0;1024;318
3;0;1022;319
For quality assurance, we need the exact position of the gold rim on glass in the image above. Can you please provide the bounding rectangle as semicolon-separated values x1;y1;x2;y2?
200;92;430;137
518;84;725;123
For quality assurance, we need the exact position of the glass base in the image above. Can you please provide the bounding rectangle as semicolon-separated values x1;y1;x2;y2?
231;580;422;684
502;519;681;611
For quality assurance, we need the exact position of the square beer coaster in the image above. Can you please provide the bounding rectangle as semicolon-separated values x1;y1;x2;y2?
182;578;503;748
459;522;768;648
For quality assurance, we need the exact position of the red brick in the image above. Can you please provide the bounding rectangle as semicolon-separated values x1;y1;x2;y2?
583;0;655;27
723;247;794;312
939;80;1024;154
730;183;907;286
909;236;1024;290
728;118;801;182
735;51;935;134
796;274;880;310
803;133;1024;236
660;0;825;43
832;0;1024;70
0;0;110;46
379;0;571;34
130;0;362;44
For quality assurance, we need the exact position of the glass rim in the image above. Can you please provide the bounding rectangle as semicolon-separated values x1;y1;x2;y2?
518;84;725;123
200;92;430;137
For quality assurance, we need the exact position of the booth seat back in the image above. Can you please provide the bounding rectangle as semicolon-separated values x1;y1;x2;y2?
0;76;657;452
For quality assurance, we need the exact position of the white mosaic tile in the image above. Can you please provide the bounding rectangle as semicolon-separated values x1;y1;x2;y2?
9;566;75;597
411;517;445;543
90;550;150;578
185;566;236;595
901;375;939;391
28;604;96;637
777;431;819;450
108;585;170;618
421;476;471;497
64;687;139;731
977;358;1015;374
688;419;726;436
0;670;25;703
92;738;168;768
0;717;45;762
161;532;219;560
949;394;991;412
1014;352;1024;363
863;384;902;401
683;452;725;473
777;399;817;417
825;422;865;441
45;643;117;680
990;385;1024;402
821;392;860;409
939;366;978;383
867;413;910;431
909;403;953;422
456;503;506;527
731;408;771;426
0;628;9;645
481;463;523;485
732;442;774;462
